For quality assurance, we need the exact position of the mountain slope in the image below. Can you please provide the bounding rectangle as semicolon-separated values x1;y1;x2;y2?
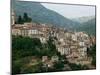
72;16;95;23
76;18;96;35
12;0;80;29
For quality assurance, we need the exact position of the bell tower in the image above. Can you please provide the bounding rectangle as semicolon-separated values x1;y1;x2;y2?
11;9;15;25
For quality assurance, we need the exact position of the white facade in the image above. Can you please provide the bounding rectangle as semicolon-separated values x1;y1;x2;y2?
40;37;46;43
58;47;70;55
51;56;59;62
79;42;85;47
78;47;87;57
28;29;39;35
42;56;48;62
20;29;28;36
28;29;44;37
72;34;77;41
59;38;66;45
12;29;21;35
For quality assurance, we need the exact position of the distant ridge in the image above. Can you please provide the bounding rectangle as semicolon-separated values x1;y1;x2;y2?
72;16;95;23
76;18;96;35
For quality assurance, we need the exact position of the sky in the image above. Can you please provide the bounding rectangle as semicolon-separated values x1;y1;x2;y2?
41;3;95;19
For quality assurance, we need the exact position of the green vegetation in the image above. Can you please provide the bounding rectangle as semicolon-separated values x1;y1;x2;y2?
16;12;32;24
12;56;42;74
23;13;32;23
12;36;42;60
12;36;58;74
12;36;58;59
17;15;23;24
76;18;96;35
68;63;89;70
87;44;96;66
53;61;64;71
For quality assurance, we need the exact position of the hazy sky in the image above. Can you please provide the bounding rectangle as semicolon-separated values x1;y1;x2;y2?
41;3;95;18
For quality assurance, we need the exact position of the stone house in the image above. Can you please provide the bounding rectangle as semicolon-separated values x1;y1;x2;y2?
42;56;48;62
12;28;21;36
51;56;59;62
40;37;47;43
57;45;70;55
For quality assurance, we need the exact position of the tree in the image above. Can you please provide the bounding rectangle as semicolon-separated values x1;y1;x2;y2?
17;15;23;24
23;13;28;22
16;13;32;24
53;61;64;71
12;36;42;60
23;12;32;22
12;61;22;74
87;44;96;66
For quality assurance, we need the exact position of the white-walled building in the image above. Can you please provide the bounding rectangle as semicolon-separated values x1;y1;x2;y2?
12;28;21;36
42;56;48;62
57;45;70;55
51;56;59;62
78;47;87;57
40;37;46;43
28;29;44;38
79;41;85;47
71;34;77;41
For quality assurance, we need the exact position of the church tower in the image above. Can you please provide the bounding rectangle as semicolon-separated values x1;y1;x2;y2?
11;9;15;25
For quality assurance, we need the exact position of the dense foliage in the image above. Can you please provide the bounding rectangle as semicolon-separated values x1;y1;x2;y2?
16;13;32;24
68;63;89;70
87;44;96;66
12;36;58;74
76;18;96;35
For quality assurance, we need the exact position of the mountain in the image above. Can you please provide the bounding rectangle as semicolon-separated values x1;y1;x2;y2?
72;16;95;23
12;0;80;30
76;18;96;35
12;0;96;35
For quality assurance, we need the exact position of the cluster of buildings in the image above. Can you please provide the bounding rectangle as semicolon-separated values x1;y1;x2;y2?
11;11;96;66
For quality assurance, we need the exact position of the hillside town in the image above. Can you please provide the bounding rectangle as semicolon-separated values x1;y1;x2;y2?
12;10;96;72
